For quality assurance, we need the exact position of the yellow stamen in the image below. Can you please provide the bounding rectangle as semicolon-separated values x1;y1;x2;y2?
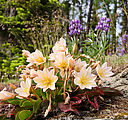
36;57;44;63
24;88;28;93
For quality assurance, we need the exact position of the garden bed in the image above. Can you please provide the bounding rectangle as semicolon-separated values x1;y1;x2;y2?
0;67;128;120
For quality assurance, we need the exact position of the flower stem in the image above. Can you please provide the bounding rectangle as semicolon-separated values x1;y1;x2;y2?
44;89;51;117
63;69;69;99
31;87;40;99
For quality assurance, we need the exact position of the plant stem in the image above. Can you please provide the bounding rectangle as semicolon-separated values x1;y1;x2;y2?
63;69;68;99
31;87;40;99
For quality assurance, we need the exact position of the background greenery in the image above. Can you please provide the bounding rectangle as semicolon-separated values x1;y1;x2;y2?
0;0;128;81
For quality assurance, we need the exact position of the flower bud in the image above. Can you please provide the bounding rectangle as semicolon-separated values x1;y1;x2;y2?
73;43;76;55
68;57;74;70
92;61;100;69
22;50;30;57
9;83;16;89
0;88;15;101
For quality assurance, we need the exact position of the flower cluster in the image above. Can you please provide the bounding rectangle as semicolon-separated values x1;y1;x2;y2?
0;37;114;119
96;17;111;32
69;19;83;36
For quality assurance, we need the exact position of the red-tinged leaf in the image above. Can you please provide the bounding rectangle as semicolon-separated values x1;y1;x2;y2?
87;95;96;110
70;97;81;106
94;97;99;110
58;102;79;114
86;91;101;98
100;87;123;96
93;87;104;95
79;87;104;98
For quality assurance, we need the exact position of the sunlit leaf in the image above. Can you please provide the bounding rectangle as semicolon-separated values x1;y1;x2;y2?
20;100;33;108
19;110;32;120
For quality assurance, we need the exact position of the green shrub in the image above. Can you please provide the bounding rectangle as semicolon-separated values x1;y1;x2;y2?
0;43;33;82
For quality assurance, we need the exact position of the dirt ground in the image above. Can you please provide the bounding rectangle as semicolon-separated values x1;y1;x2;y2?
0;83;128;120
0;68;128;120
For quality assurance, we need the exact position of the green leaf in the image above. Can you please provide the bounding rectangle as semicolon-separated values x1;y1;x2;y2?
8;98;21;105
19;110;32;120
35;89;43;97
9;99;20;105
20;100;33;108
33;99;42;113
19;99;26;106
15;112;20;120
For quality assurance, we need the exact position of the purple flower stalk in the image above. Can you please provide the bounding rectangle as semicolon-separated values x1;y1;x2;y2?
96;17;111;32
122;34;128;43
69;19;83;36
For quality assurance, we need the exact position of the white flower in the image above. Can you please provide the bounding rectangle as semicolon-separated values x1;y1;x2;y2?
33;68;58;92
30;69;37;78
22;50;30;57
15;78;31;97
0;88;15;100
52;37;68;53
68;57;75;70
75;59;87;72
74;67;97;89
27;49;46;67
53;53;68;70
96;62;114;80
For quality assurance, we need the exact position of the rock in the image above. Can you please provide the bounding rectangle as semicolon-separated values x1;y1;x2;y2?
103;68;128;98
120;68;128;78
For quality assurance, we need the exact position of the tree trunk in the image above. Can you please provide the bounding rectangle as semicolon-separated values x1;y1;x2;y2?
86;0;94;34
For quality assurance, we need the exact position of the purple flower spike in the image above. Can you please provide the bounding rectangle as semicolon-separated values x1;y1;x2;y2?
122;34;128;43
69;19;84;36
96;17;111;31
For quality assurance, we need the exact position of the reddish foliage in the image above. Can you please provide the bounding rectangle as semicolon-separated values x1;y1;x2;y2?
58;102;79;114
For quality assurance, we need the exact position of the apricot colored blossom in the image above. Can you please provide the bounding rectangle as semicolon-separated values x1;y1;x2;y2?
49;52;58;61
52;37;68;53
0;88;15;100
20;68;30;80
68;57;75;70
53;53;68;70
74;67;97;89
33;68;58;92
27;49;46;67
96;62;114;80
22;50;30;57
30;69;37;78
15;78;31;98
75;59;87;72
